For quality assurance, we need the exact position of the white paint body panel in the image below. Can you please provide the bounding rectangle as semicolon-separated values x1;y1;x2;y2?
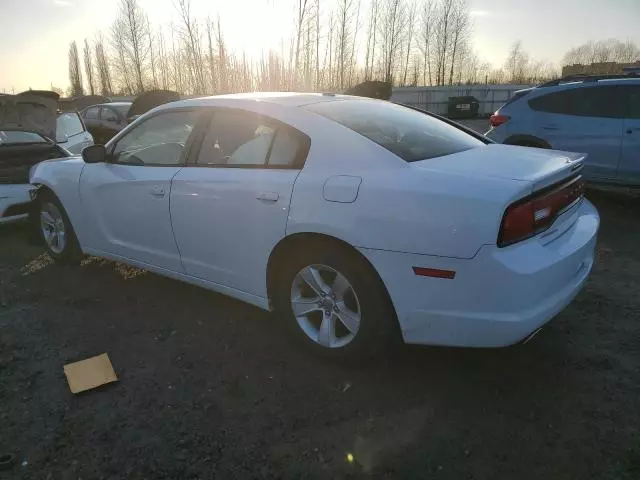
29;93;600;348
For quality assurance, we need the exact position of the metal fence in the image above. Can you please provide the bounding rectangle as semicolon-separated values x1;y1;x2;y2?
390;85;534;117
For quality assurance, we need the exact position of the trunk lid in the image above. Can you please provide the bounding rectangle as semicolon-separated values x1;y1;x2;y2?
411;144;585;192
0;91;59;141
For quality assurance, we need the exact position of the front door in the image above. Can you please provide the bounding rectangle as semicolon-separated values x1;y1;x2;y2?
618;85;640;185
170;108;310;297
79;108;202;271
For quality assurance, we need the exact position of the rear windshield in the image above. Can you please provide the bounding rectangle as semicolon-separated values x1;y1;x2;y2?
305;100;484;162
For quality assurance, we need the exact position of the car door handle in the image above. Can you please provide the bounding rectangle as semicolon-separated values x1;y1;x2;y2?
541;125;559;130
626;128;640;134
150;186;166;197
256;191;279;202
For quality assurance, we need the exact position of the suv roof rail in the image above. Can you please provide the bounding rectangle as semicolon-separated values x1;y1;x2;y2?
539;71;640;87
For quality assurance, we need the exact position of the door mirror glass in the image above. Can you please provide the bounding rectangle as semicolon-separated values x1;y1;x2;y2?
82;144;106;163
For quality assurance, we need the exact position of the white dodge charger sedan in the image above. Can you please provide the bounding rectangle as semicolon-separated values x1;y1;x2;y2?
29;93;599;357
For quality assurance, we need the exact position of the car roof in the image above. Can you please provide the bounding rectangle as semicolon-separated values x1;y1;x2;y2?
158;92;348;111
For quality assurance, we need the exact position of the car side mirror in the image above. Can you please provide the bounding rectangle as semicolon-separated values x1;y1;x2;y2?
82;144;106;163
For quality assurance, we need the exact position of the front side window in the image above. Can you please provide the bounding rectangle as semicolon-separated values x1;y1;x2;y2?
111;110;199;166
529;86;620;118
197;109;308;168
304;100;484;162
56;112;84;138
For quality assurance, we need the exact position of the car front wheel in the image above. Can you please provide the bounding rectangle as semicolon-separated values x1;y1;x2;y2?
38;191;82;263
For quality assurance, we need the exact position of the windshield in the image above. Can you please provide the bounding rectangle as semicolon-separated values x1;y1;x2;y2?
0;130;48;145
305;100;485;162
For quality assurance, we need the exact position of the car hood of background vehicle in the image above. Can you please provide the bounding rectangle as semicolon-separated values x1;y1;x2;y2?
412;144;585;190
126;90;180;122
0;90;59;140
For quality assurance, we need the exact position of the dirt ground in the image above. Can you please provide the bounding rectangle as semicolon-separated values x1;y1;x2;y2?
1;189;639;480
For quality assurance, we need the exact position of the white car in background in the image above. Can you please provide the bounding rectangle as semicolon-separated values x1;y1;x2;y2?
1;91;80;224
30;93;599;358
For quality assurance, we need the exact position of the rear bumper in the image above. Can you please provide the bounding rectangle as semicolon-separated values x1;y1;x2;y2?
359;199;599;347
0;184;35;224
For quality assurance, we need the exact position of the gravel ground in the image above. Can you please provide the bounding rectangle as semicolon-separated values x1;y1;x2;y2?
1;189;639;480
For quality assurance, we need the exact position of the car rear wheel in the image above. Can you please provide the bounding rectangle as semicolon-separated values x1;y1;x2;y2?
38;191;82;263
273;243;398;359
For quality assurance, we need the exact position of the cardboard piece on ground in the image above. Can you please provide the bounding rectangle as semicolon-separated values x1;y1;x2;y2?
63;353;118;394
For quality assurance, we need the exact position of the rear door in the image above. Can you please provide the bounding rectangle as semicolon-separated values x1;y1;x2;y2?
170;108;310;297
529;85;623;182
618;85;640;185
79;108;202;271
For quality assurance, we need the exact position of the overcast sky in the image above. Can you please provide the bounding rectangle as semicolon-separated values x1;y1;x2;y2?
1;0;638;92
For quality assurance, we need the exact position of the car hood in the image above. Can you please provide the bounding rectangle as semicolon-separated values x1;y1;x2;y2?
0;91;59;140
411;144;586;191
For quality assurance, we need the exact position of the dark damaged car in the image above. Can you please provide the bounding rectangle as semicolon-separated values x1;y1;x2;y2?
0;91;71;224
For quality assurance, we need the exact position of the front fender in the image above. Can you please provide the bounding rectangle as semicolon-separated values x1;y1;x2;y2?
30;157;86;242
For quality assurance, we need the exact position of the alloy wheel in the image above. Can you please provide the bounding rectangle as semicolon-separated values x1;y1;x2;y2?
40;202;66;254
290;264;361;348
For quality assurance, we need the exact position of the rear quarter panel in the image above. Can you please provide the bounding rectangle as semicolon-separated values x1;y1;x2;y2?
288;143;532;259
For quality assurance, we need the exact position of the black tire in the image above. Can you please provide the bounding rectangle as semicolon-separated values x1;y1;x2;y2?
37;190;83;264
272;241;399;359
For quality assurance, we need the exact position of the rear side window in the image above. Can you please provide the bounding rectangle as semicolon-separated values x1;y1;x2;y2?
196;109;309;168
84;106;100;119
528;86;620;118
619;85;640;119
304;100;484;162
56;112;84;137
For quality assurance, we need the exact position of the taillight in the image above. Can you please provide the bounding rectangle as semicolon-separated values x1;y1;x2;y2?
489;114;510;128
498;176;586;247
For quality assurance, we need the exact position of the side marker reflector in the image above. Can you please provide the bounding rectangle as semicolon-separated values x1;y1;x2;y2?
412;267;456;279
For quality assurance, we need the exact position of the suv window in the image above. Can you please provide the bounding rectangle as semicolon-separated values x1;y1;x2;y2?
84;106;100;119
56;112;84;138
528;86;620;118
304;100;484;162
100;108;119;123
620;85;640;119
111;110;199;166
197;109;308;168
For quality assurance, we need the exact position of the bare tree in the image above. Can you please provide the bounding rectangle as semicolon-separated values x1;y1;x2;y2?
293;0;310;87
215;15;228;93
505;40;529;83
94;33;113;95
83;39;95;95
111;0;150;93
563;39;640;66
175;0;206;94
378;0;407;83
336;0;355;88
401;0;417;85
147;19;158;89
447;0;470;85
68;41;84;97
364;0;379;80
418;0;434;86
